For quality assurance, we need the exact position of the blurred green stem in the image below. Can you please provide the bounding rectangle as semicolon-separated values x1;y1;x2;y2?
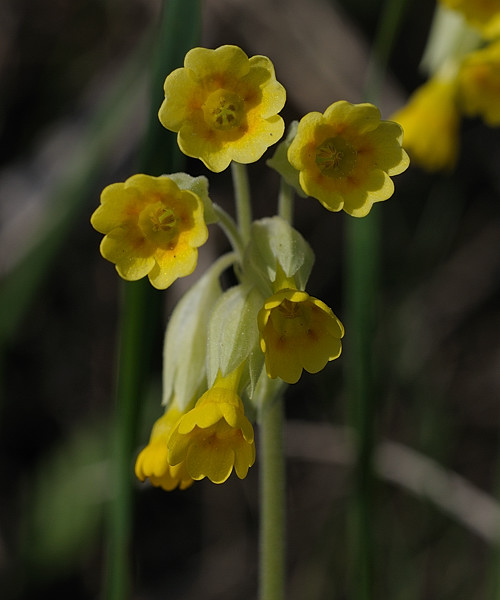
278;178;294;225
104;2;201;600
231;162;253;243
344;0;408;597
259;384;286;600
107;280;154;600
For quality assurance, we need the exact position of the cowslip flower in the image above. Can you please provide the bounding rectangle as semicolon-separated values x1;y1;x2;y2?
135;406;194;491
439;0;500;39
90;173;208;289
458;41;500;126
168;366;255;484
257;269;344;384
391;76;461;172
288;101;409;217
158;45;286;172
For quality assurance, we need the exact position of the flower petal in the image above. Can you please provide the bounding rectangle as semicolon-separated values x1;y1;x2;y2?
186;442;235;483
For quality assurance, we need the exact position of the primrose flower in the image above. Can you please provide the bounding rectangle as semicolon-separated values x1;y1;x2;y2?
458;41;500;126
288;101;409;217
391;76;461;172
439;0;500;39
158;45;286;172
257;270;344;384
168;366;255;484
90;174;208;289
135;406;194;491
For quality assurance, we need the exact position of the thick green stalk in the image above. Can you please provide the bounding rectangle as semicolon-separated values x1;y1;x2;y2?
104;2;201;600
259;390;286;600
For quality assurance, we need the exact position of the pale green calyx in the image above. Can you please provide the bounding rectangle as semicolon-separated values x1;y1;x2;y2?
243;216;315;294
162;253;236;410
206;283;265;397
420;3;481;77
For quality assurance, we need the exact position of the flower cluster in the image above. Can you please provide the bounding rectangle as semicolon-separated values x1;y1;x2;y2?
391;1;500;171
91;45;408;489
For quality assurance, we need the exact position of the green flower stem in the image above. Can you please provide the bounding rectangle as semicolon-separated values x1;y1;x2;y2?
106;280;157;600
344;0;408;598
231;162;253;244
213;203;245;259
258;380;286;600
278;178;294;225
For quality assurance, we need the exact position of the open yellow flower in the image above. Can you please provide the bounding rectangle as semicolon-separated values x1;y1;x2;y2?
168;367;255;484
135;406;194;492
90;174;208;289
288;101;409;217
439;0;500;39
158;45;286;172
258;283;344;385
391;76;460;172
458;40;500;125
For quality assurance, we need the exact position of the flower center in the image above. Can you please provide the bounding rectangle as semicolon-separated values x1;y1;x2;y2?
139;203;178;245
271;298;309;338
315;136;357;178
277;298;300;318
203;89;245;131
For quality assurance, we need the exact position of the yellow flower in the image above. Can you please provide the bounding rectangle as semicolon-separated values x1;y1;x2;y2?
158;45;286;172
458;40;500;125
288;101;409;217
439;0;500;39
135;406;194;492
168;367;255;484
391;77;461;172
257;278;344;384
90;174;208;289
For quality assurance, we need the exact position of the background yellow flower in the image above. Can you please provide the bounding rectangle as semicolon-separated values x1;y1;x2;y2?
158;45;286;172
392;77;461;172
288;101;409;217
90;173;208;289
135;408;193;492
458;41;500;125
440;0;500;38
